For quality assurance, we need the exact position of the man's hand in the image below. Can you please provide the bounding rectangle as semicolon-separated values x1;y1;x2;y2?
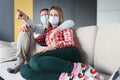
17;9;29;20
20;24;31;32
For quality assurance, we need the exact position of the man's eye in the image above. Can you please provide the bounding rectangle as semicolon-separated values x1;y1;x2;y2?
41;15;43;16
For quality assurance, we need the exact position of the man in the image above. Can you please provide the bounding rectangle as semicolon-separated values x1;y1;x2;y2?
0;8;49;63
7;8;49;73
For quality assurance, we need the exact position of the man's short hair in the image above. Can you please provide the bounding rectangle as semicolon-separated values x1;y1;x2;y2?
40;8;49;13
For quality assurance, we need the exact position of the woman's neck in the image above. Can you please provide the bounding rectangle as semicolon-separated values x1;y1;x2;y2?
52;24;58;29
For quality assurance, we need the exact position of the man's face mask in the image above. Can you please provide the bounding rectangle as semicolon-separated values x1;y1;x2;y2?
49;16;59;26
40;15;48;25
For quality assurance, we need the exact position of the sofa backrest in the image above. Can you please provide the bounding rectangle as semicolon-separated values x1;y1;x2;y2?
74;26;97;66
94;24;120;75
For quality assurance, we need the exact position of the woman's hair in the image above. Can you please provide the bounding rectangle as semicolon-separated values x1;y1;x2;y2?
40;8;49;13
48;6;64;27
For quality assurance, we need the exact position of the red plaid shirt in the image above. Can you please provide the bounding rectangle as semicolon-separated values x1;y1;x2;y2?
35;27;76;48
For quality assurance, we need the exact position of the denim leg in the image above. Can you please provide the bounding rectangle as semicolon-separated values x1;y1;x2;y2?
29;56;73;73
20;63;59;80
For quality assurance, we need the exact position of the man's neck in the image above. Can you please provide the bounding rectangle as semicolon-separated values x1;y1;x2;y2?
43;24;47;28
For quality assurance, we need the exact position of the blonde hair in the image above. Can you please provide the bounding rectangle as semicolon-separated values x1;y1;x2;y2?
48;6;64;27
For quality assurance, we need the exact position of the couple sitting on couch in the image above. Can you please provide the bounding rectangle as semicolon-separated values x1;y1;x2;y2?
0;6;107;80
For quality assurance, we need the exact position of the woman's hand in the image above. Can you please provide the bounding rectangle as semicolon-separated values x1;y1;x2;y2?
17;9;29;20
39;46;56;53
33;47;52;54
33;43;60;54
49;27;59;40
20;24;31;32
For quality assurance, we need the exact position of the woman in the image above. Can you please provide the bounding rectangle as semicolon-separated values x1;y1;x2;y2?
20;6;104;80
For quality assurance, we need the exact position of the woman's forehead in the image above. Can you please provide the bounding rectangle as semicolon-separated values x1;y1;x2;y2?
50;9;59;14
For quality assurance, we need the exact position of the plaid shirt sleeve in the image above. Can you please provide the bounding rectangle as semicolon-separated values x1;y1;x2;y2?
34;31;46;43
59;28;76;48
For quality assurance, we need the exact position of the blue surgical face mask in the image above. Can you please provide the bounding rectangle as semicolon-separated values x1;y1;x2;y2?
49;16;59;26
40;15;48;25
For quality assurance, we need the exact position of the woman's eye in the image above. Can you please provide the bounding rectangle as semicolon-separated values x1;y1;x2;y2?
54;14;57;16
50;14;59;17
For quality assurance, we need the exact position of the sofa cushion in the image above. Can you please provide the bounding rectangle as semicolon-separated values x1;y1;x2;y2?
75;26;97;66
0;40;12;47
0;47;17;63
94;24;120;74
0;41;17;63
0;61;25;80
100;73;110;80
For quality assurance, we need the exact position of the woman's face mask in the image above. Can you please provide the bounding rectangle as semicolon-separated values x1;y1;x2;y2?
49;16;59;26
40;15;48;25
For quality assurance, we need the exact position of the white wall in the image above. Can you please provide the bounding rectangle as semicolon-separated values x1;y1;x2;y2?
97;0;120;26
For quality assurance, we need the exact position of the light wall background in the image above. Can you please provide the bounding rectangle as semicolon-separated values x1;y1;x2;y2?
97;0;120;25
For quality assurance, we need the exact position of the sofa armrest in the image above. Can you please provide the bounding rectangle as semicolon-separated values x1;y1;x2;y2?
94;24;120;74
